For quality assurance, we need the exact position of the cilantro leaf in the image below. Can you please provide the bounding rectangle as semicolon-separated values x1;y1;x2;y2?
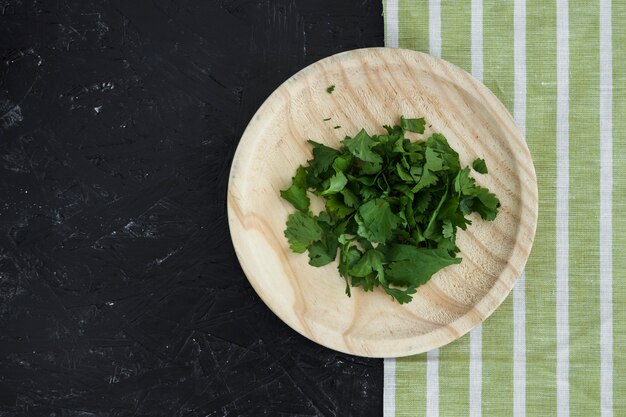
284;212;322;253
400;116;426;134
349;249;385;284
412;167;439;192
385;245;462;287
332;154;352;172
473;158;488;174
280;166;310;212
396;163;414;183
426;133;460;171
472;187;500;220
454;167;476;195
382;284;417;304
342;129;383;163
307;140;340;173
321;171;348;195
425;147;445;172
308;237;338;267
356;199;400;243
325;194;354;219
360;161;383;175
414;191;432;213
341;188;360;207
442;220;454;239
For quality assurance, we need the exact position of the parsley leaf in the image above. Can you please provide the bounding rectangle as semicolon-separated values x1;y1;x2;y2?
473;158;488;174
321;171;348;195
385;245;462;287
280;166;310;212
400;116;426;134
284;212;323;253
349;249;385;284
307;140;340;174
382;284;417;304
356;199;400;243
308;235;338;266
326;85;335;94
342;129;383;163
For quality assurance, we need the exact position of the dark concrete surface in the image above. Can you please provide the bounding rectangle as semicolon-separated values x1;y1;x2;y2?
0;0;385;415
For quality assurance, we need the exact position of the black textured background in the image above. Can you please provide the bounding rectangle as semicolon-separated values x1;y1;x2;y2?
0;1;384;415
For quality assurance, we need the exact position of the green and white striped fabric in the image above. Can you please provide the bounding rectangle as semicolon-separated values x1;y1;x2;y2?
382;0;625;416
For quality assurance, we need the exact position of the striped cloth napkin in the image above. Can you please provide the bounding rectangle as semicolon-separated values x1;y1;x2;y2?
382;0;624;416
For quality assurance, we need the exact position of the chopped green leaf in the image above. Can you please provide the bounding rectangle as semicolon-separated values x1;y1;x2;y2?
280;166;310;212
325;194;355;219
326;85;335;94
341;188;360;207
385;246;462;287
356;199;400;243
382;284;417;304
454;167;476;195
342;129;383;163
349;249;385;284
400;116;426;134
414;191;432;213
321;171;348;195
473;158;488;174
308;236;338;266
308;140;340;174
284;212;322;253
442;220;454;239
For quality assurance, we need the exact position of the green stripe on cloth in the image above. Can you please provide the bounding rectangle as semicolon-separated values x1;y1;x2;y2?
614;1;626;413
383;0;622;415
396;355;427;416
397;0;429;51
438;340;469;416
441;0;471;69
525;0;558;414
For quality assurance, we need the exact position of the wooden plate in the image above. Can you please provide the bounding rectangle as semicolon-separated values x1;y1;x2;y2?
227;48;537;358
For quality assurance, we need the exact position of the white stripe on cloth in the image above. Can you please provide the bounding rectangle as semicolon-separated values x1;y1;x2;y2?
429;0;441;58
513;274;527;417
385;0;399;48
427;349;440;417
599;0;613;415
556;0;570;415
383;358;396;417
513;0;527;415
469;325;482;417
469;1;483;416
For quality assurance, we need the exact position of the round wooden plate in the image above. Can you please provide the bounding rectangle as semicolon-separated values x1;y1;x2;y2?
227;48;537;358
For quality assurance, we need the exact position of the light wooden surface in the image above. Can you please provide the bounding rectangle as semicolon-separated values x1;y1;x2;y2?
227;48;538;358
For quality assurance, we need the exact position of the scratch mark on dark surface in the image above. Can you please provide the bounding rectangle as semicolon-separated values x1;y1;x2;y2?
0;0;383;415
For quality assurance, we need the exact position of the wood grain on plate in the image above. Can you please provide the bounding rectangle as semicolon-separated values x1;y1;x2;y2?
227;48;538;358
